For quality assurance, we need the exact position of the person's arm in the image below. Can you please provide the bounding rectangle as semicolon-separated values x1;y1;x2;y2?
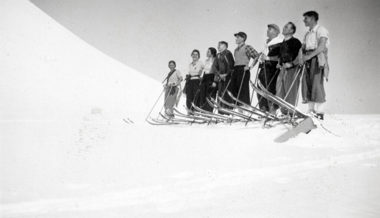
303;37;327;61
265;43;281;62
286;40;302;67
245;45;260;69
226;51;235;71
212;59;220;82
176;71;183;86
195;62;203;77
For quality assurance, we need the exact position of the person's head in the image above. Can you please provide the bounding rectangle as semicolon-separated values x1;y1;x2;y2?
282;22;297;36
218;41;228;52
168;60;176;71
267;24;280;39
303;11;319;27
234;32;247;45
207;47;217;58
191;49;200;61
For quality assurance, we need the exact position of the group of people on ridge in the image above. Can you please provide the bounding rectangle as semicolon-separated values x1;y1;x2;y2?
163;10;329;120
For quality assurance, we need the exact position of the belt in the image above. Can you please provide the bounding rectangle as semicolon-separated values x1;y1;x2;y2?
304;49;315;55
189;75;200;80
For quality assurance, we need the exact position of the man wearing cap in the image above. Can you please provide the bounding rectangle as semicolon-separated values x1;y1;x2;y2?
232;31;260;106
300;11;329;120
257;24;283;113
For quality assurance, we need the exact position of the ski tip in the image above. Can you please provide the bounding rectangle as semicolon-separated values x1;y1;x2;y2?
274;117;317;143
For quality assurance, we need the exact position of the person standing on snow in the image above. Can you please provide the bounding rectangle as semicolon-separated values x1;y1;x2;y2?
275;22;302;116
184;49;204;114
300;11;330;120
163;60;183;117
233;32;260;105
257;24;283;113
199;47;217;112
212;41;235;112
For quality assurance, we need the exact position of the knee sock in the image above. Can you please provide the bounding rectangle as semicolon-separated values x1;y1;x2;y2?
315;103;324;114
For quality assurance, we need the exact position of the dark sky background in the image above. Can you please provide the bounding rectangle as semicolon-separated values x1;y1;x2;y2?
30;0;380;113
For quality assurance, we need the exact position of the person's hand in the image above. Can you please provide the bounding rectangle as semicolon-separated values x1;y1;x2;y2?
260;54;267;62
276;63;282;69
303;55;310;62
211;82;217;88
283;63;293;69
220;74;227;81
244;66;250;71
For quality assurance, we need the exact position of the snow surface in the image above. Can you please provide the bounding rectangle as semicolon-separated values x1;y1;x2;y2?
1;1;380;218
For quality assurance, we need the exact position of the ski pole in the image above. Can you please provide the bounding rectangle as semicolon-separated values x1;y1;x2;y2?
235;54;262;106
153;85;174;120
235;68;247;105
250;64;263;104
283;64;304;101
145;87;165;121
290;65;306;122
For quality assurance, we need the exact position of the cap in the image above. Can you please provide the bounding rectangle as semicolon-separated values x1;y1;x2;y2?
234;32;247;40
267;24;280;33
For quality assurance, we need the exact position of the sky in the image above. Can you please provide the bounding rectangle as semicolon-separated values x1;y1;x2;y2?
29;0;380;114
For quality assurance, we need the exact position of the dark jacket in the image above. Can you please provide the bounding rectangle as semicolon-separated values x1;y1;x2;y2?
212;49;235;82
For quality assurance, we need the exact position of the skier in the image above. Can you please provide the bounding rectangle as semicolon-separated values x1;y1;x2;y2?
258;24;283;113
163;60;183;117
275;22;302;116
233;32;260;105
212;41;235;112
199;47;217;112
300;11;330;120
184;49;204;114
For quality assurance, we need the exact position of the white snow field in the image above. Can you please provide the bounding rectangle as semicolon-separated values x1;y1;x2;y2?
1;1;380;218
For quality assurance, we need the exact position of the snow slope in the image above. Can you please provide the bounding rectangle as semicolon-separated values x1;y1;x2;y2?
0;0;160;123
1;1;380;218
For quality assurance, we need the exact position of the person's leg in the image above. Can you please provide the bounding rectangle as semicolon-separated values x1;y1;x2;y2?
186;80;194;111
301;61;312;103
267;66;279;112
204;75;214;112
164;87;169;109
257;67;268;110
193;79;201;108
307;102;315;114
165;87;178;117
199;80;206;110
230;67;237;98
239;69;251;105
276;69;288;114
284;67;300;107
311;67;326;104
223;75;233;110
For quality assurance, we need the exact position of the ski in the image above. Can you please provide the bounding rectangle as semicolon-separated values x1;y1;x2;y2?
207;98;257;121
159;112;206;124
146;117;184;125
173;108;214;123
191;103;240;123
254;80;308;118
226;91;278;120
216;96;263;121
274;117;317;142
